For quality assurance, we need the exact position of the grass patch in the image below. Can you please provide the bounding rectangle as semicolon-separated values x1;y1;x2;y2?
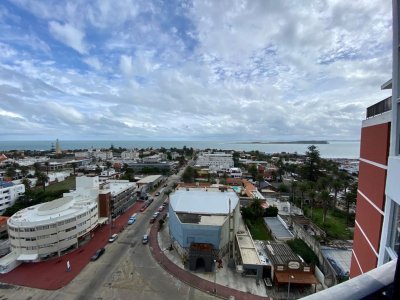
287;239;319;266
305;207;353;240
34;175;76;193
247;218;273;240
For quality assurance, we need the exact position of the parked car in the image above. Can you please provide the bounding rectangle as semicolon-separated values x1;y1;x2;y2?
128;218;136;225
158;206;164;212
153;212;160;218
149;217;156;223
140;204;147;212
91;248;105;261
108;233;118;243
155;192;160;196
142;235;149;244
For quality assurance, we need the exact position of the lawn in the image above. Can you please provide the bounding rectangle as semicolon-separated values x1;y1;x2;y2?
305;207;353;240
34;175;76;193
247;218;274;240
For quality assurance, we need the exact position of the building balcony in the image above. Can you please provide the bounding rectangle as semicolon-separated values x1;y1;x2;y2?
302;259;397;300
366;97;392;119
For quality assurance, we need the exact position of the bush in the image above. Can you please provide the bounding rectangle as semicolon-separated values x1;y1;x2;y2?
265;206;278;217
287;239;319;266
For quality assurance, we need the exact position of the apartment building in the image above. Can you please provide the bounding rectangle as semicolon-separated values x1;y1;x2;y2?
5;176;100;263
350;4;400;277
195;152;234;171
0;181;25;215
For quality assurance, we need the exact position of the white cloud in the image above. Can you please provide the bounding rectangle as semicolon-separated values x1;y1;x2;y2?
48;21;87;54
83;57;102;71
0;0;394;141
119;55;133;76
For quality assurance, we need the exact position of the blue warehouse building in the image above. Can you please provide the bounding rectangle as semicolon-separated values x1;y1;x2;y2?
169;187;240;271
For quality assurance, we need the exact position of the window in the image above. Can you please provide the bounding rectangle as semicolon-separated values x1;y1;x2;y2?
389;202;400;254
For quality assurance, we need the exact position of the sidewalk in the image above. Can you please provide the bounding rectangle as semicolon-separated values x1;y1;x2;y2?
0;202;142;290
149;214;270;300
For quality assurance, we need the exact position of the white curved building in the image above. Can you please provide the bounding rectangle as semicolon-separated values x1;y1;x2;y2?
7;176;99;261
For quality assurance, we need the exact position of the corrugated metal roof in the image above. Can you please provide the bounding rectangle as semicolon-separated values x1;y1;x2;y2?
170;189;239;214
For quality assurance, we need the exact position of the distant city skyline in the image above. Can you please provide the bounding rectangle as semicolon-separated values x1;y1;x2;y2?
0;0;393;141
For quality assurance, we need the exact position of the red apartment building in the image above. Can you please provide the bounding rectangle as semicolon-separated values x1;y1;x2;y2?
350;0;400;278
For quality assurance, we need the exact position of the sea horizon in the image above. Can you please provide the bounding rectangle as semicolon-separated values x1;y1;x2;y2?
0;140;361;159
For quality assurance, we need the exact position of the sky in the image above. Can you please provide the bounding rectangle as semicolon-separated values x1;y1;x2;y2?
0;0;393;141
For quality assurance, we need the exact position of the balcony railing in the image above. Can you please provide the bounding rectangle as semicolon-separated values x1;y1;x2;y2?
301;259;397;300
366;96;392;119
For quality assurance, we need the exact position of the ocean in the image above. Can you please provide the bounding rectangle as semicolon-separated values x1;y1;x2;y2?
0;140;360;159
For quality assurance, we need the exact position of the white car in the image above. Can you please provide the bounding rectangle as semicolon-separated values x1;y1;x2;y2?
108;233;118;243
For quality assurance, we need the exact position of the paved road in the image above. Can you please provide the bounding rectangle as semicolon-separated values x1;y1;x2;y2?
0;168;210;300
44;169;215;300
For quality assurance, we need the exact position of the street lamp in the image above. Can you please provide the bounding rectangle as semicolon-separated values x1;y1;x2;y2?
287;275;294;300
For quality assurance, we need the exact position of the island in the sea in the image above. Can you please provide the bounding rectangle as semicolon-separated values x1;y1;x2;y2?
236;140;329;144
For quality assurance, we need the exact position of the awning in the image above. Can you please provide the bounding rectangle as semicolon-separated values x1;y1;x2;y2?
17;253;39;261
98;217;109;224
275;271;317;285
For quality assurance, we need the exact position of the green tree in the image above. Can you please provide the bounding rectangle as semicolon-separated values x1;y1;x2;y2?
248;164;258;178
265;206;279;217
20;166;29;178
36;172;49;191
5;166;16;180
298;181;308;210
301;145;321;182
182;166;197;183
307;189;317;219
332;179;343;209
21;178;31;191
318;190;331;225
44;161;50;175
71;162;78;176
278;183;289;193
290;180;298;205
343;182;357;225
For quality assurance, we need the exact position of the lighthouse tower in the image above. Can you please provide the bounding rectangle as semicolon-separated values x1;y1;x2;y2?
55;139;62;154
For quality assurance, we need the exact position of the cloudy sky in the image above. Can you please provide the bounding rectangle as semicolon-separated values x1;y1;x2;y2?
0;0;393;141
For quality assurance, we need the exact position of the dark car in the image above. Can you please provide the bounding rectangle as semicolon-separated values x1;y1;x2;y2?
149;217;156;223
142;234;149;244
91;248;105;261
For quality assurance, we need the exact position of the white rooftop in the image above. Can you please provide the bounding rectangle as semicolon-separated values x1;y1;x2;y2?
137;175;162;184
8;194;97;226
170;188;239;215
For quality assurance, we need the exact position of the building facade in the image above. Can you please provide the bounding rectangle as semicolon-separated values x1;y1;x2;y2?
195;152;234;171
169;187;240;255
100;180;136;218
6;176;99;262
0;181;25;215
350;2;400;278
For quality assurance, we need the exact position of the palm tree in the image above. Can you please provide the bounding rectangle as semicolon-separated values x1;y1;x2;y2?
36;172;49;191
298;182;308;210
331;179;342;209
33;162;42;173
290;180;298;205
21;178;31;191
318;190;331;225
307;189;316;219
71;162;78;176
44;161;50;175
20;166;29;178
